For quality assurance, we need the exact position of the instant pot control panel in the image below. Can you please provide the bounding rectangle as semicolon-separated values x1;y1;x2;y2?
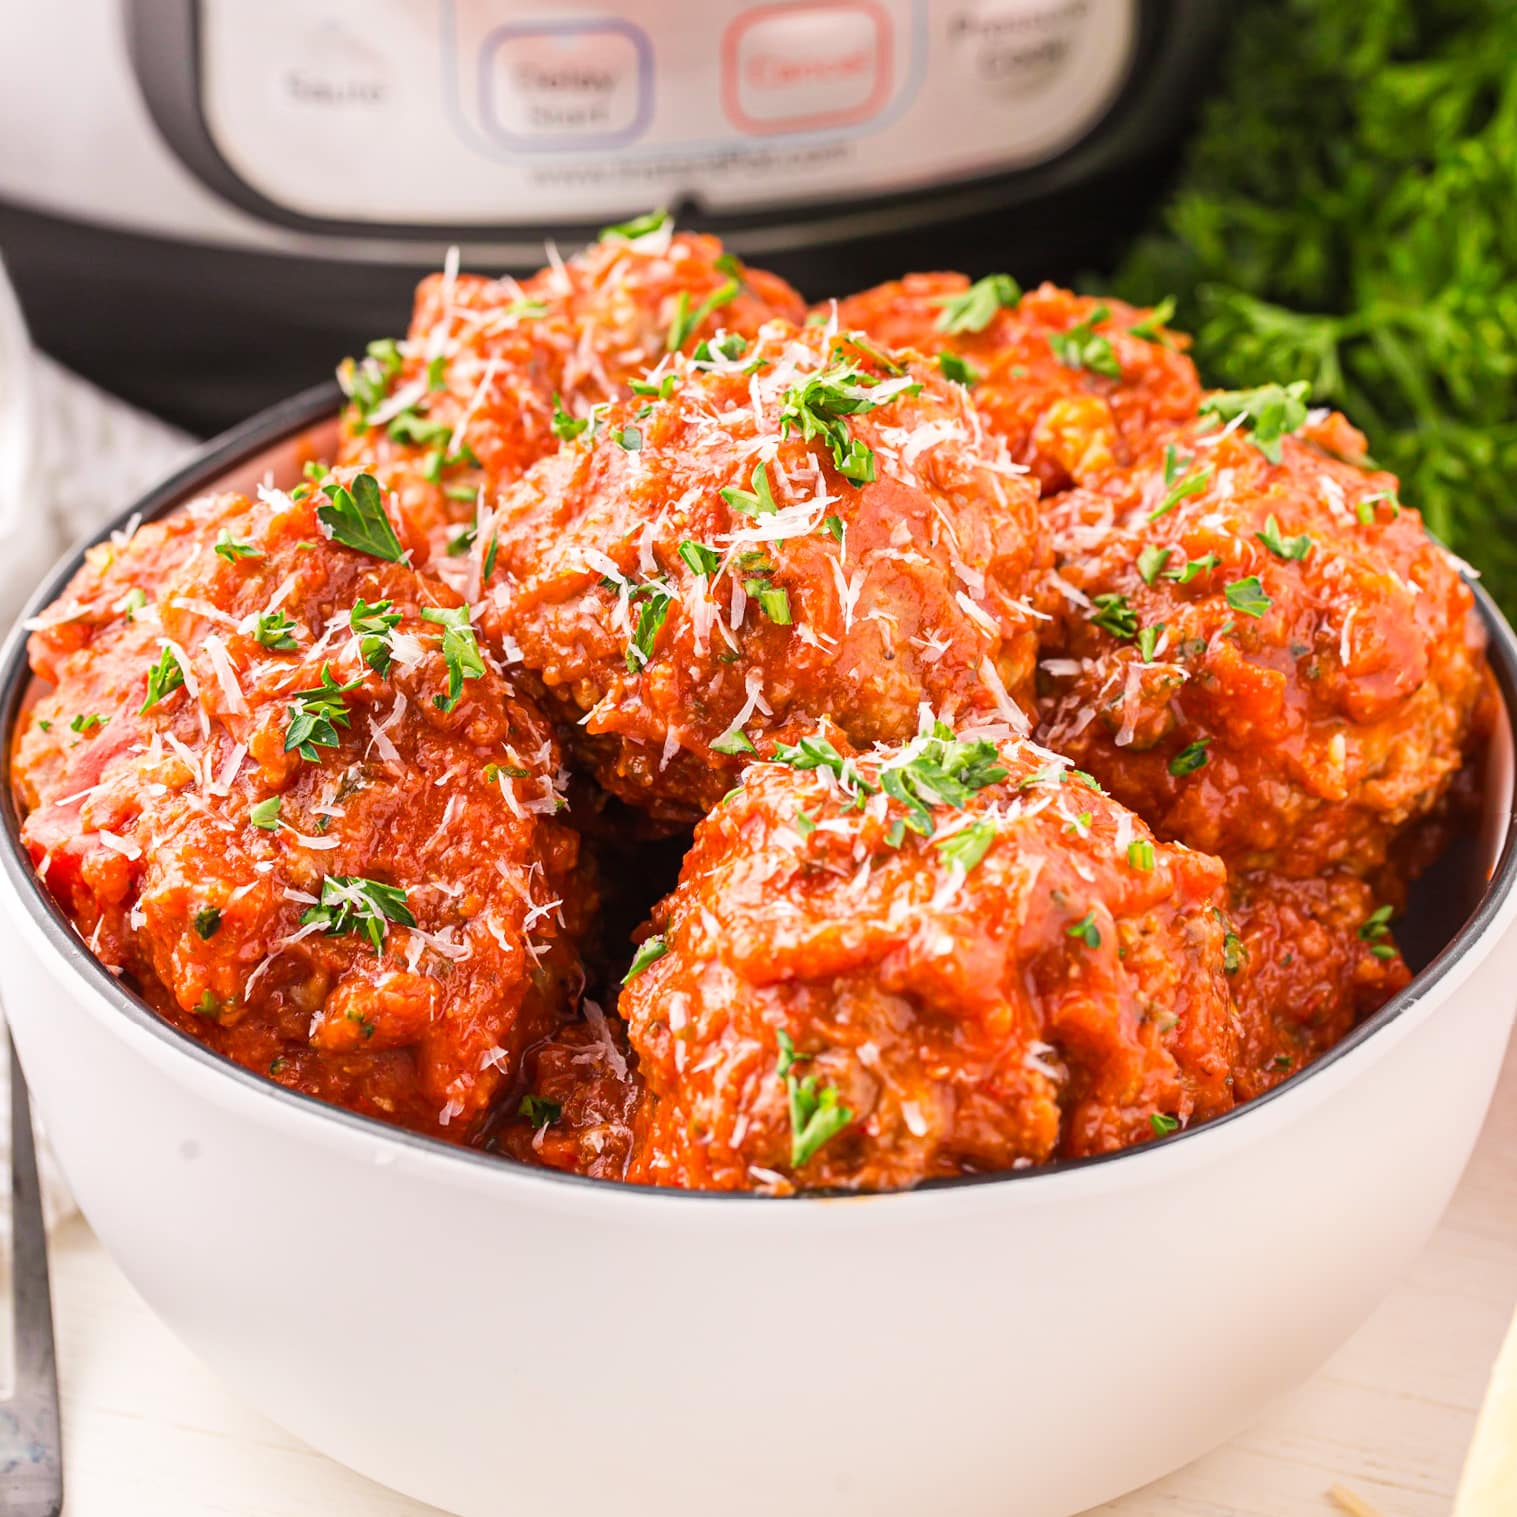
131;0;1153;239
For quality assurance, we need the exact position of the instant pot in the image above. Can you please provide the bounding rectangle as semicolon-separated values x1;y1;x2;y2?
0;1;1223;430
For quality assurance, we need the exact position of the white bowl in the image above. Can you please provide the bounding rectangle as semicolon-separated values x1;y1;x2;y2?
3;387;1516;1517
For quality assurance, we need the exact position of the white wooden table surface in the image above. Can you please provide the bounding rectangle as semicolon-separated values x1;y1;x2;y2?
18;1020;1512;1517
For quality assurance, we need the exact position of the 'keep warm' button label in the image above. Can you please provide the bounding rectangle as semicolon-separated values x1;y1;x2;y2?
724;2;892;135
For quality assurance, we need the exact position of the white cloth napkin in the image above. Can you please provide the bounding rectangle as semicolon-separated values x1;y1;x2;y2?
0;255;195;1233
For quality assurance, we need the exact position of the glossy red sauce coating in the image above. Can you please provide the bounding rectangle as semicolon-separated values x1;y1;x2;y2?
1038;412;1487;877
337;226;805;542
14;481;592;1139
830;276;1202;496
620;727;1239;1193
480;319;1049;822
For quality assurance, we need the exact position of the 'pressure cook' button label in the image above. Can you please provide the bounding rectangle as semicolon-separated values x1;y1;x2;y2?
724;2;891;135
481;20;653;148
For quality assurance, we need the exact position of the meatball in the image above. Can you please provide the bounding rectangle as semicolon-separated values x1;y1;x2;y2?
337;218;806;541
15;474;592;1139
1228;871;1410;1101
482;318;1050;822
619;722;1241;1193
830;276;1201;496
1037;400;1488;877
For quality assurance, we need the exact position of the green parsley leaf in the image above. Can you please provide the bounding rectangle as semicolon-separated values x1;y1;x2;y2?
937;351;980;387
284;664;363;761
613;424;642;452
1256;514;1313;561
1127;838;1155;871
192;906;222;940
1356;490;1401;526
875;723;1009;837
1163;552;1221;584
623;935;668;983
600;209;669;242
120;587;147;619
1358;904;1394;943
386;410;454;449
518;1095;561;1128
340;337;403;425
1223;930;1246;974
1224;575;1273;617
420;604;485;712
140;644;185;713
721;461;779;517
1127;295;1177;343
1049;304;1122;378
318;474;405;563
551;392;589;442
213;531;259;563
1168;737;1212;776
1066;909;1102;948
712;728;756;756
935;817;996;873
666;278;741;352
69;712;103;734
1089;593;1139;639
1137;545;1171;584
1150;1113;1180;1136
620;579;672;674
794;810;816;836
1197;381;1311;464
823;515;845;542
776;1031;854;1168
934;274;1021;335
253;610;299;651
1136;623;1164;662
679;540;722;576
779;358;920;487
249;797;282;831
753;584;791;625
350;598;402;676
1150;462;1214;521
300;875;415;954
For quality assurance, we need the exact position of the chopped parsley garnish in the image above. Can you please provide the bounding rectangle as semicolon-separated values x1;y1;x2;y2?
876;724;1009;838
690;333;749;366
192;906;222;940
1136;623;1164;662
618;578;672;674
776;1030;853;1169
1197;381;1311;463
666;278;741;352
1224;575;1273;618
341;338;403;425
1223;930;1246;974
483;533;499;582
1150;1113;1180;1136
712;728;756;756
1168;737;1212;776
934;273;1021;335
420;604;485;712
551;392;589;442
214;531;260;563
35;719;49;733
1089;593;1139;639
1256;514;1313;560
613;424;643;452
300;875;415;954
1358;904;1397;958
823;514;845;542
385;411;453;449
623;935;668;983
1164;552;1221;584
1150;460;1214;521
1049;304;1121;378
447;522;477;557
121;587;147;619
1137;545;1171;584
794;810;816;836
779;357;920;487
721;461;779;518
679;540;722;577
69;712;103;734
284;665;363;760
1356;490;1401;525
935;817;996;873
318;473;405;563
518;1095;561;1128
600;208;669;241
1066;909;1102;949
1253;515;1314;565
629;374;678;400
253;610;299;651
140;645;185;713
749;581;792;625
249;797;281;831
937;351;980;387
1127;838;1155;871
1127;295;1177;343
350;598;402;675
426;354;447;391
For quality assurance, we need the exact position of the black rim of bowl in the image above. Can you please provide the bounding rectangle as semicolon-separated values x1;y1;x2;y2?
4;381;1517;1203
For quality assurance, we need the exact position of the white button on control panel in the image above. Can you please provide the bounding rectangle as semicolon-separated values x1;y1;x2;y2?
482;21;652;148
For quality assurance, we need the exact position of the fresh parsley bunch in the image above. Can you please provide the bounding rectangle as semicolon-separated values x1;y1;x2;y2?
1115;0;1517;612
